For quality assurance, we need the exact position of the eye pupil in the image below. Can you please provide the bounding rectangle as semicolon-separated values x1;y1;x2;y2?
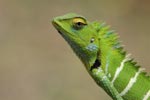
76;22;83;26
73;21;86;29
72;18;87;30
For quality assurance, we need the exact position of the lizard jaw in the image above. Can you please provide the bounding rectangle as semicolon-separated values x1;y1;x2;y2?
58;30;63;34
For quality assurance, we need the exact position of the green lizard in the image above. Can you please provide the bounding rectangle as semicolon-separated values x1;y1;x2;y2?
52;13;150;100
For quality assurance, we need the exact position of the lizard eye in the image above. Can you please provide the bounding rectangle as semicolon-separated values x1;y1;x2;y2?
72;17;87;30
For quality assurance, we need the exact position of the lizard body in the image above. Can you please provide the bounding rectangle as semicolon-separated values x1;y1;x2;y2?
52;13;150;100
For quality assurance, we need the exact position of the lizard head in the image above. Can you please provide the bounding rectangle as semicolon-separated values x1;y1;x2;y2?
52;13;101;71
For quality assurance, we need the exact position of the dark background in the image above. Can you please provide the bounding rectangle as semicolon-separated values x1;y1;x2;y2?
0;0;150;100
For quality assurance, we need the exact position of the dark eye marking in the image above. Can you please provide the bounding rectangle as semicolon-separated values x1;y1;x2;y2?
76;22;85;27
72;17;87;30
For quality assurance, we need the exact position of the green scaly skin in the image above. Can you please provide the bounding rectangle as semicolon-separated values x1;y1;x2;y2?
52;13;150;100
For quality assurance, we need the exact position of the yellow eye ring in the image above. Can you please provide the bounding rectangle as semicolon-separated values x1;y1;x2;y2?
72;17;87;29
73;17;87;25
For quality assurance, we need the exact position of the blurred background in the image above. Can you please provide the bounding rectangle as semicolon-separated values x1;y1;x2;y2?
0;0;150;100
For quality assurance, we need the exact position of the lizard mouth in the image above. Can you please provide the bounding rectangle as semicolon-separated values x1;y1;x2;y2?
52;20;64;35
52;20;63;35
58;30;63;34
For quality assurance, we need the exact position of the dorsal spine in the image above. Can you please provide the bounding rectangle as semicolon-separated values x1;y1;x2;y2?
98;23;150;100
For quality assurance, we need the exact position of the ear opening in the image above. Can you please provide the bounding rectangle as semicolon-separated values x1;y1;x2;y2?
90;49;101;71
90;58;101;70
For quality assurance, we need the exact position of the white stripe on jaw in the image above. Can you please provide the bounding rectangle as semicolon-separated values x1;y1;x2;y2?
111;54;131;84
143;90;150;100
119;68;144;96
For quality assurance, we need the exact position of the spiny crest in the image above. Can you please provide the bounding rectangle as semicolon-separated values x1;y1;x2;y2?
95;21;150;81
94;21;123;50
126;53;150;81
